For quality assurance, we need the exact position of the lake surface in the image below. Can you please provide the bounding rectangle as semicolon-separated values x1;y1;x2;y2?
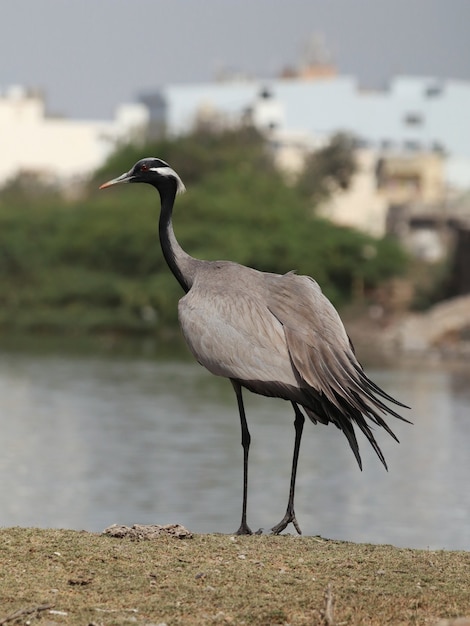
1;343;469;550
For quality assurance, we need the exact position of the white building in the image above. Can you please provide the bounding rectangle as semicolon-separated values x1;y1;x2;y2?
142;74;470;190
0;86;148;186
317;149;389;237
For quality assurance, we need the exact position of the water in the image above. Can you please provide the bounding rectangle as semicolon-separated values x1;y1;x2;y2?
0;345;469;550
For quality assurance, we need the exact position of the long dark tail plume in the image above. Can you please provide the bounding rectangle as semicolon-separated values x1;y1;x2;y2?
302;364;411;471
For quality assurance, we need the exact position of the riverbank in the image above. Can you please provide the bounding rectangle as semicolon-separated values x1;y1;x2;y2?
346;299;470;367
1;527;469;625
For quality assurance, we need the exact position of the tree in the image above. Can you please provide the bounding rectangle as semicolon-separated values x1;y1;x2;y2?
297;132;358;204
0;125;407;335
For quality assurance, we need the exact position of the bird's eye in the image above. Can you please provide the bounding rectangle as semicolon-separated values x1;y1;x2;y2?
140;163;149;172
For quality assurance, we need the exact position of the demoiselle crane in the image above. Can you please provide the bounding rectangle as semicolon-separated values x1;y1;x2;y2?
100;157;409;535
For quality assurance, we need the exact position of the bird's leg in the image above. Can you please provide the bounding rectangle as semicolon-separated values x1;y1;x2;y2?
271;403;305;535
231;380;253;535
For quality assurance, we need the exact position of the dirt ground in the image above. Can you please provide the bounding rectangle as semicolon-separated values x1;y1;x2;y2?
1;526;469;625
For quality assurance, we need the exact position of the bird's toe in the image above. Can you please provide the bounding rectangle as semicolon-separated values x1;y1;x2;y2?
271;512;302;536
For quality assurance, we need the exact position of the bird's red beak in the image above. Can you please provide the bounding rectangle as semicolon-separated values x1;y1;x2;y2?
99;180;116;190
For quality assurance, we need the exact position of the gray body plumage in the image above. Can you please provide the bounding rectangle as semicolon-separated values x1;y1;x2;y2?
179;260;402;470
100;157;409;535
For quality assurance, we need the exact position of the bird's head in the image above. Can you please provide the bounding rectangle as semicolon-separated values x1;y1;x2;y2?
99;157;186;194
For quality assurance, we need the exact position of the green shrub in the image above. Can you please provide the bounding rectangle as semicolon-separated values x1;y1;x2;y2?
0;128;407;335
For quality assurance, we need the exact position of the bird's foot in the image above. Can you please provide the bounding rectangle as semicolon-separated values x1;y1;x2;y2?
271;511;302;535
234;522;253;536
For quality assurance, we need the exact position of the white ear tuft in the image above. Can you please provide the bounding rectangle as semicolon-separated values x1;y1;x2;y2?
150;166;186;194
176;177;186;195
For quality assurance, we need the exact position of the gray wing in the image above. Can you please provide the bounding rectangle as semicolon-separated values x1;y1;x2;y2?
177;269;299;387
266;271;360;408
266;272;410;469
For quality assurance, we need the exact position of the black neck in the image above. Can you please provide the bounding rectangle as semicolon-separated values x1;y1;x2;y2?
156;182;191;293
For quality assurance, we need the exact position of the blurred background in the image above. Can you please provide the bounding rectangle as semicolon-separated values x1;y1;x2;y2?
0;0;469;550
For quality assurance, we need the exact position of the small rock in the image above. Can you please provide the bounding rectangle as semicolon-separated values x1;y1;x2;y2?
102;523;193;540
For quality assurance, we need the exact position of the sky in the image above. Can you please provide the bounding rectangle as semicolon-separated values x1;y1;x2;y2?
1;0;469;120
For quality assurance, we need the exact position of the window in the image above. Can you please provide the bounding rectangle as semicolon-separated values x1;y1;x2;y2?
404;140;421;151
425;84;443;98
431;141;446;155
380;139;393;150
259;87;273;100
404;112;424;126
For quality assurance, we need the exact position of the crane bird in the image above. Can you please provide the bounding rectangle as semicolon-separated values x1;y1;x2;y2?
100;157;410;536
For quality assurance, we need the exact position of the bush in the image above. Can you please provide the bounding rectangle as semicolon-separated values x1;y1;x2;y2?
0;127;407;335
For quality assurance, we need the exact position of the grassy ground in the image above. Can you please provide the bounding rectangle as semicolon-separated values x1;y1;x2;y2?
1;527;469;625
